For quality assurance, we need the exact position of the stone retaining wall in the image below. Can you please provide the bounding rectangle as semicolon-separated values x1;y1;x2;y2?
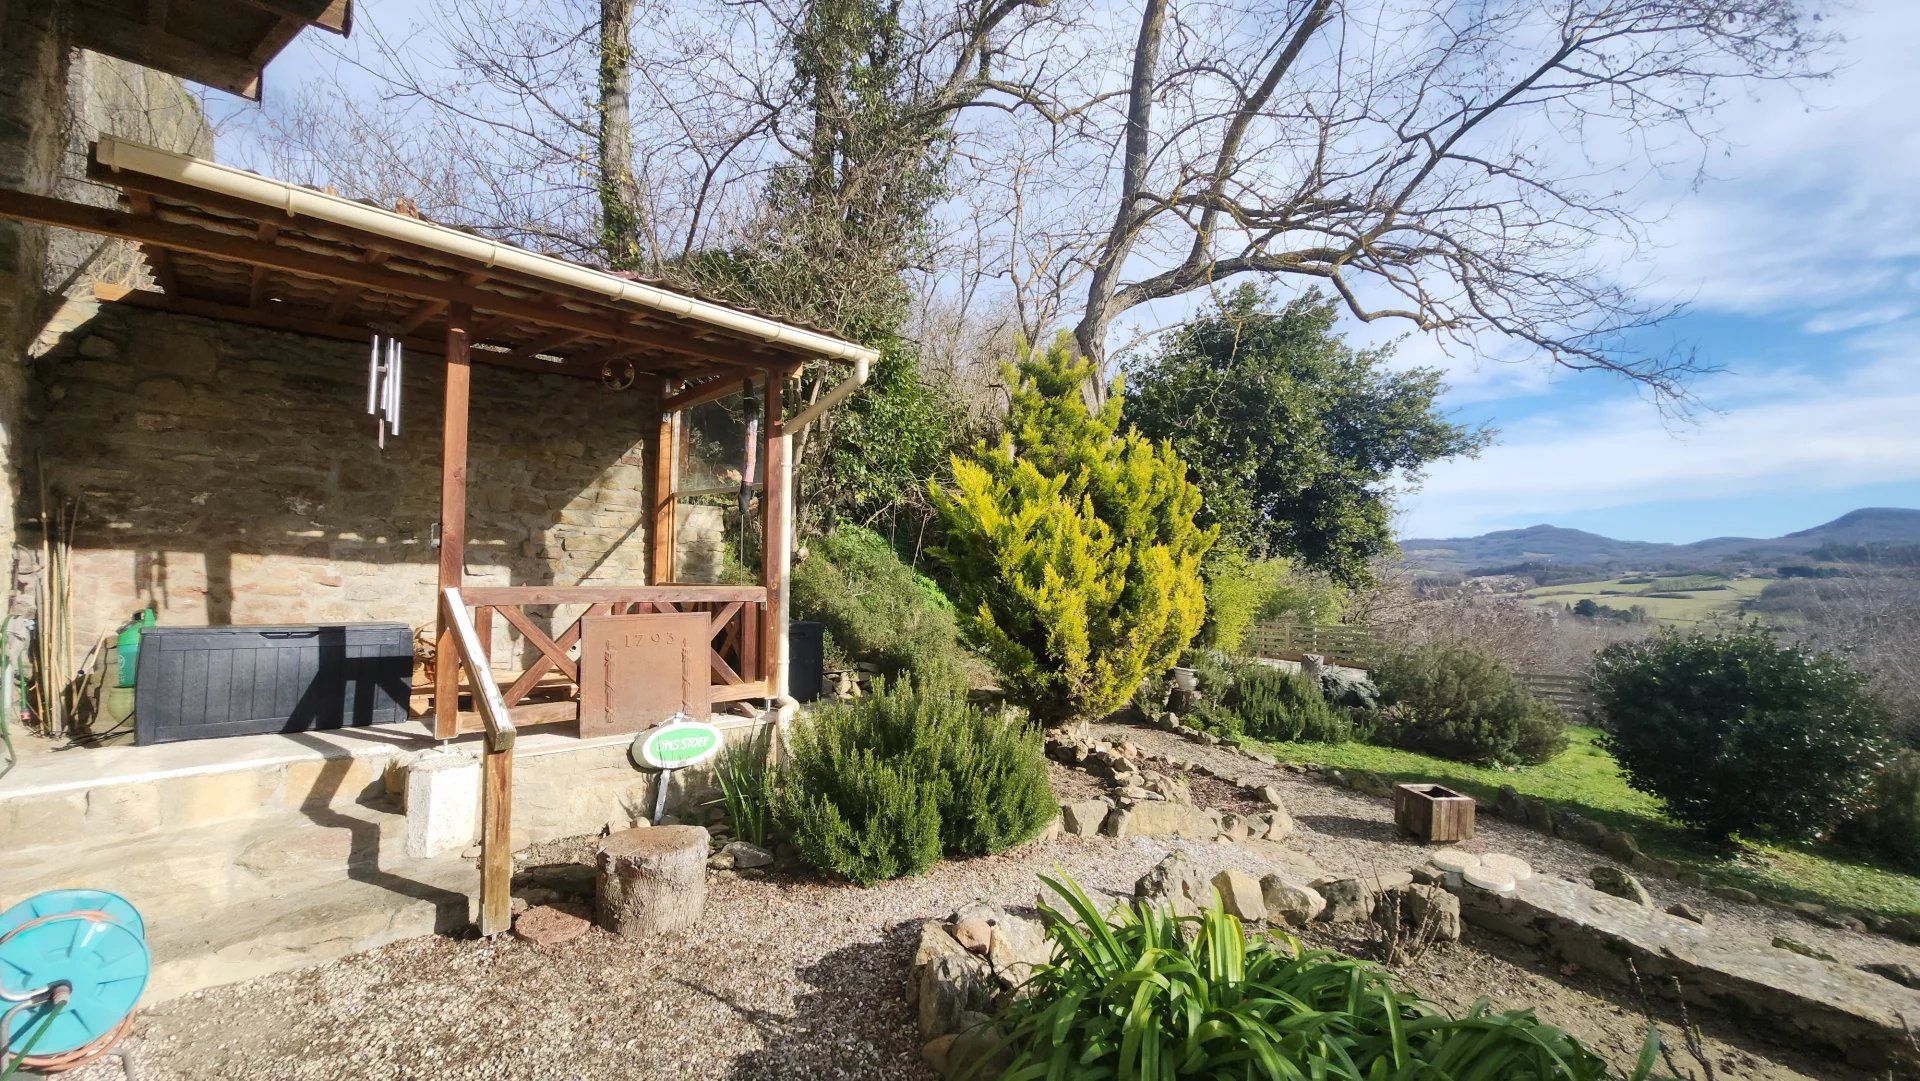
30;297;666;658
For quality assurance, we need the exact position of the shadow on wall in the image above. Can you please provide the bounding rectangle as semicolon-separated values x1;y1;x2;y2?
28;298;666;657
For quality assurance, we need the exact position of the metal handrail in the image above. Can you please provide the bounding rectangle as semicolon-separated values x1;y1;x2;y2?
442;587;515;753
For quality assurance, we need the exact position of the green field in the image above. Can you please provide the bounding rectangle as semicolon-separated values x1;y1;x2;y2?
1522;573;1769;624
1252;726;1920;920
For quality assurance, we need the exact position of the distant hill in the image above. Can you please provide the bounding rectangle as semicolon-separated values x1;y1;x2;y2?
1400;508;1920;574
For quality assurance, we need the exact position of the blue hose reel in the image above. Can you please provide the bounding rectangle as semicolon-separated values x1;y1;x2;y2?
0;889;148;1076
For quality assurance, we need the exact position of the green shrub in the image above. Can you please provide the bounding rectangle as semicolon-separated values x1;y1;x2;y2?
1591;625;1890;841
1845;750;1920;870
931;336;1213;725
1230;664;1350;743
791;524;970;694
1196;545;1288;653
989;876;1651;1081
1371;644;1568;766
1182;698;1245;741
770;674;1051;884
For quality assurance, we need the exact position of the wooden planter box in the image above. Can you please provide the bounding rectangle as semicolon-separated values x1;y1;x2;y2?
1393;783;1475;843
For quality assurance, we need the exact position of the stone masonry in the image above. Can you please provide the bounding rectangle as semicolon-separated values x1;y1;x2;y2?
31;297;669;658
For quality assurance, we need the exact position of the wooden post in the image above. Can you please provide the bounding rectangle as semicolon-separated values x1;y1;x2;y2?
649;380;676;585
760;376;787;698
479;740;513;934
433;303;473;740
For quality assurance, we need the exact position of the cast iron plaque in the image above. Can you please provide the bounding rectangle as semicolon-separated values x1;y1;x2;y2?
578;613;710;738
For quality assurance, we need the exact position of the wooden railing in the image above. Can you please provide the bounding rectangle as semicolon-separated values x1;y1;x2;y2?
1241;621;1387;667
441;588;513;937
435;584;772;737
1517;671;1600;720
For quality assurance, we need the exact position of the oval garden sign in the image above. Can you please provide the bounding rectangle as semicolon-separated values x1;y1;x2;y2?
633;717;724;770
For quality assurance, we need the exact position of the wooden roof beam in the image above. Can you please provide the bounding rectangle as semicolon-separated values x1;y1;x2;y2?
246;222;280;306
125;193;179;296
70;7;266;99
92;282;611;380
235;0;352;34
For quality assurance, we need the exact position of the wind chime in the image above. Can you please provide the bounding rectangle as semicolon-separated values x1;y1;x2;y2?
366;335;403;447
738;388;761;568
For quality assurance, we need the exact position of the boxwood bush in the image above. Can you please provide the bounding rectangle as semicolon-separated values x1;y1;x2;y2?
1230;663;1350;743
771;672;1053;884
990;876;1652;1080
1370;644;1568;766
1590;625;1890;841
1844;749;1920;870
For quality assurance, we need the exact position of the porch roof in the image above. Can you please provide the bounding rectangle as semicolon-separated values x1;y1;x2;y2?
2;136;878;388
68;0;354;100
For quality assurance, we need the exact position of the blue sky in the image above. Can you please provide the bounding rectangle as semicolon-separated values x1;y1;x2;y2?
235;1;1920;546
1383;3;1920;542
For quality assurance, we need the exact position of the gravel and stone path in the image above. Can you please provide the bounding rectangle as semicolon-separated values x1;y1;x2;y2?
1093;719;1920;975
60;719;1906;1081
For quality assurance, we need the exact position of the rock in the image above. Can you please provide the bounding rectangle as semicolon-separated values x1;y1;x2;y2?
1600;829;1642;863
1260;804;1296;841
1555;812;1610;848
1258;785;1286;808
918;955;992;1040
920;1035;956;1076
1113;784;1152;802
1146;772;1192;804
948;902;1049;983
1403;884;1462;941
1212;870;1265;921
1105;801;1217;840
946;1013;1012;1081
1524;800;1556;834
1666;903;1708;925
1772;936;1837;963
511;903;592;946
1320;669;1378;710
1135;852;1212;917
1059;799;1110;837
1862;962;1920;990
1452;874;1920;1073
1348;771;1394;798
951;917;994;955
1157;711;1181;730
1315;876;1376;923
1590;866;1652;906
1495;785;1526;819
1712;885;1760;905
708;841;773;870
1260;876;1325;926
1216;813;1251;843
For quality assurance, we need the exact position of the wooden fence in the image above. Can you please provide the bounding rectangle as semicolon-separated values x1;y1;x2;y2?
1240;621;1386;667
1516;671;1600;720
1240;620;1601;719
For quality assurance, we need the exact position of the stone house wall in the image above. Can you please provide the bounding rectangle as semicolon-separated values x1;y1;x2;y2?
33;297;663;661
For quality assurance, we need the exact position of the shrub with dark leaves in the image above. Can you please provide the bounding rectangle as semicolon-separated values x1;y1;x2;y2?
1591;625;1889;841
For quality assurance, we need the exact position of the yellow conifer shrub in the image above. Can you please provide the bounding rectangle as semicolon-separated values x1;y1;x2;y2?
931;335;1214;725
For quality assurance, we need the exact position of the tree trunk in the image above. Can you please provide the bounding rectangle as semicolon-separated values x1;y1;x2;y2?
597;0;641;268
596;825;709;937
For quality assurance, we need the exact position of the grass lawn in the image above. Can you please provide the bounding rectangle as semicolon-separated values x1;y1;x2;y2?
1252;726;1920;920
1521;574;1769;625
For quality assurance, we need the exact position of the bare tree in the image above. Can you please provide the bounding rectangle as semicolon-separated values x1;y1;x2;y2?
1019;0;1834;402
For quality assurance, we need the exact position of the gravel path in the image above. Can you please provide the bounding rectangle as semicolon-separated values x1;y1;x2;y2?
57;723;1900;1081
1094;719;1920;973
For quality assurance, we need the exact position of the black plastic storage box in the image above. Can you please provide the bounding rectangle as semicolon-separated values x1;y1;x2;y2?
788;620;824;703
134;623;413;745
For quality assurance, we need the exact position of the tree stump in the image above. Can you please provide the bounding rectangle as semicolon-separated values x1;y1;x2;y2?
1301;653;1328;684
596;825;710;938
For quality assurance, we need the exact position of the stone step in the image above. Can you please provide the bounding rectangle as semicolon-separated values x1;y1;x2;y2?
14;798;417;929
144;849;476;1002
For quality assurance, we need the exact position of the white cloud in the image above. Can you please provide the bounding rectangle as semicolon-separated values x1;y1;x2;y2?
1400;343;1920;537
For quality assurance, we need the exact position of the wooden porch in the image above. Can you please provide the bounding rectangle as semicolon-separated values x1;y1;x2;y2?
0;135;875;934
